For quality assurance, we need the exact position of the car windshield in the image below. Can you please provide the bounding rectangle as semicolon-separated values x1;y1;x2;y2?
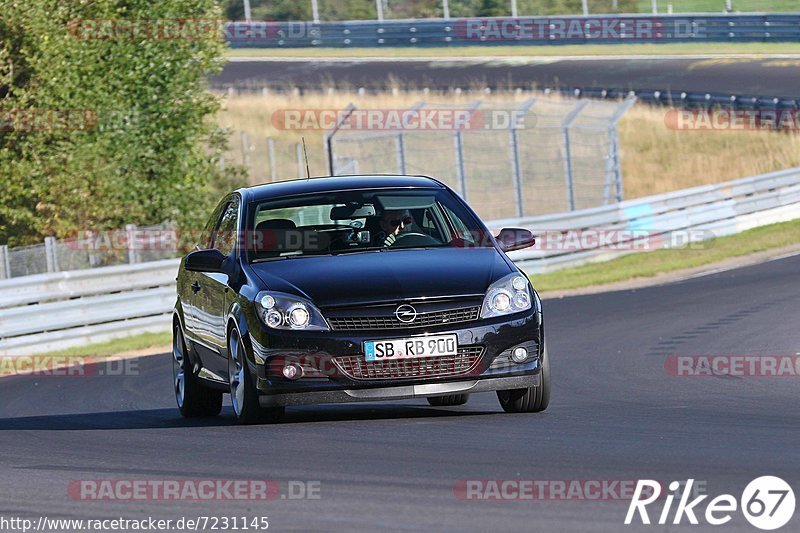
247;188;491;262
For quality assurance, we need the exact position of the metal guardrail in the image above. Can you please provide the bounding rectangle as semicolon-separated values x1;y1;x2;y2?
556;87;800;112
2;166;799;355
493;167;800;272
0;259;180;355
226;14;800;49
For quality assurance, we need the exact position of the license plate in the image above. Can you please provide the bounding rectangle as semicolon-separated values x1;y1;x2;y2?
364;334;458;362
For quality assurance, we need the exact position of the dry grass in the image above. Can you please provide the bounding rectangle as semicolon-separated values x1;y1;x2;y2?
217;90;800;202
618;105;800;197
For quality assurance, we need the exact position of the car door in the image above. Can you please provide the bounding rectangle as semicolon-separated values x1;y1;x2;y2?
183;200;226;341
193;196;240;377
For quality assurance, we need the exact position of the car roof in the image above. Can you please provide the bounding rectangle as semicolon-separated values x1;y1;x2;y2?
240;174;446;202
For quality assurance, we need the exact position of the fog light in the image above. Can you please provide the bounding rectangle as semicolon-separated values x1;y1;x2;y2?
511;347;528;364
282;364;302;380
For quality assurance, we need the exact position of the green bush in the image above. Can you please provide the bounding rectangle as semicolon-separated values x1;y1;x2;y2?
0;0;243;246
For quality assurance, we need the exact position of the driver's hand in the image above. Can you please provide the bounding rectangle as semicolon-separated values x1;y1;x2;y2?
383;233;397;247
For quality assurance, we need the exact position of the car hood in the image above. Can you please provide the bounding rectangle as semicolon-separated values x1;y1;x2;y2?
249;248;513;308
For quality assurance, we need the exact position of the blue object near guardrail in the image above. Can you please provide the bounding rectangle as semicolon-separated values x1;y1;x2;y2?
225;14;800;48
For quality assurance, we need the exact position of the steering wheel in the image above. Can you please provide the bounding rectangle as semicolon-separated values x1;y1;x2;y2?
390;232;441;247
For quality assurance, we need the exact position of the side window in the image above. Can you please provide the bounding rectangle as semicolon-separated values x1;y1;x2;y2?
215;199;240;256
443;204;474;244
198;202;226;250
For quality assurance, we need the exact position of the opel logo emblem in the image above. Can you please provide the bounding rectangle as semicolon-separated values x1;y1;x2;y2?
395;304;417;323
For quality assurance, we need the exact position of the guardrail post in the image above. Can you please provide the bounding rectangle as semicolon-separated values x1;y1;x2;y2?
126;224;138;265
395;133;406;174
44;236;59;273
0;244;9;279
453;130;467;199
267;137;277;182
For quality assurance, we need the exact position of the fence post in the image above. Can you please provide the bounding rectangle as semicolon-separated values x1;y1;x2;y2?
0;244;9;279
87;230;101;268
509;128;524;218
611;126;624;202
126;224;138;265
608;96;635;203
240;131;250;177
395;133;406;174
324;104;358;176
560;100;589;211
453;131;467;199
561;128;576;211
509;99;535;218
267;137;277;182
44;236;59;273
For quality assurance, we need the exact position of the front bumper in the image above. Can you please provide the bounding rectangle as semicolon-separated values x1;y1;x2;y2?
258;374;539;407
247;307;543;407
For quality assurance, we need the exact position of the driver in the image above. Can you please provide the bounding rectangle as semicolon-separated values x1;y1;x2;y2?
373;209;411;247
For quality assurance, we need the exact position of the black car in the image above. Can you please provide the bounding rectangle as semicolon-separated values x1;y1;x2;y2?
173;175;549;423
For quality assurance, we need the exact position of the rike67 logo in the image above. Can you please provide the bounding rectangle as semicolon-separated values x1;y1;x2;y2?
625;477;795;530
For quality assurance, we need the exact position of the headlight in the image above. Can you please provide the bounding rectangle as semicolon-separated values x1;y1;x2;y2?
255;291;329;331
481;273;533;319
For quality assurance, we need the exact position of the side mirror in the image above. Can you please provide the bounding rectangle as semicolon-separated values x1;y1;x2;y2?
495;228;536;252
185;249;228;273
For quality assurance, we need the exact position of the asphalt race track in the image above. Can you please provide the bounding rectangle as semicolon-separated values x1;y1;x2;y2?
214;57;800;98
1;254;799;532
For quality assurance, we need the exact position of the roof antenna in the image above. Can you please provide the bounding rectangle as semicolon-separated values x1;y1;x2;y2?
302;137;311;180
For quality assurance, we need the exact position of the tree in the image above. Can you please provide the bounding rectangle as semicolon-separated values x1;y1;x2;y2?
478;0;510;17
0;0;242;246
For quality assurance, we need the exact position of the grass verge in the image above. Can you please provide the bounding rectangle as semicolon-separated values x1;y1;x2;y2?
225;42;800;59
528;217;800;292
46;331;172;358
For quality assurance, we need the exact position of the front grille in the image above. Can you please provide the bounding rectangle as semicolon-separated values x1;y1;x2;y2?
333;346;484;380
327;306;480;331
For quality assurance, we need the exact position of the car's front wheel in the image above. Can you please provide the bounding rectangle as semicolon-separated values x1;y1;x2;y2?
427;394;470;406
173;322;223;418
496;345;551;413
228;327;284;424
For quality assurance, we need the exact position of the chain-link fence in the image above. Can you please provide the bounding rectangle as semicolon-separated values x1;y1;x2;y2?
0;224;176;280
326;96;635;221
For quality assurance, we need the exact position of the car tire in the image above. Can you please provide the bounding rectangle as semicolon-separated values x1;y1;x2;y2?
228;327;285;425
496;344;551;413
173;322;223;418
427;394;470;406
